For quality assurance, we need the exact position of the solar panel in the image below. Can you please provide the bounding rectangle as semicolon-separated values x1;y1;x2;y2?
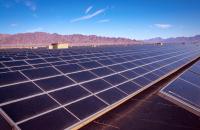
50;85;90;105
97;88;126;104
3;61;28;67
26;59;46;64
108;64;127;72
18;108;78;130
66;96;107;120
22;67;60;80
34;76;75;91
55;64;83;74
90;67;114;76
117;81;141;94
33;63;51;68
0;82;42;104
68;71;97;83
10;65;33;71
159;60;200;116
0;68;10;73
0;71;28;86
2;95;59;122
0;44;200;130
79;61;102;69
82;79;111;93
104;74;127;85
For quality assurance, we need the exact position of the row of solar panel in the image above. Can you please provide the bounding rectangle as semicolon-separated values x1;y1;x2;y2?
1;44;193;64
0;48;199;130
0;48;194;88
0;52;167;73
0;45;170;56
159;60;200;116
0;46;179;69
0;46;158;61
0;48;188;74
0;53;188;105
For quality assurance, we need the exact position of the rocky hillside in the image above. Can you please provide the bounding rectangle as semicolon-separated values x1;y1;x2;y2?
144;35;200;43
0;32;139;47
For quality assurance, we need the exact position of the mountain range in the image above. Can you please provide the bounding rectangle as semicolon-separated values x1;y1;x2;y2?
144;35;200;43
0;32;200;48
0;32;139;47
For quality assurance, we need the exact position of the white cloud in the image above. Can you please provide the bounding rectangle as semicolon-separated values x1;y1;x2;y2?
154;24;172;29
85;6;93;14
10;23;18;27
24;0;36;11
13;0;36;11
97;19;110;23
71;8;106;23
1;0;36;11
26;27;43;32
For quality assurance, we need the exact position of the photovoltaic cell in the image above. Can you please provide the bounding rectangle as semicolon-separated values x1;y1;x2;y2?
97;59;114;65
117;81;141;94
2;95;59;122
68;71;97;83
26;59;46;64
51;61;66;66
22;67;60;80
143;72;160;81
10;65;33;71
0;68;10;73
97;88;126;104
66;96;107;119
3;61;28;67
79;61;102;69
190;63;200;74
120;70;139;79
108;64;127;72
0;71;27;86
151;69;165;77
121;62;137;69
132;67;149;75
180;71;200;86
82;79;111;93
0;82;42;104
50;85;90;105
0;57;12;62
34;75;74;91
0;63;5;68
133;76;151;87
34;63;51;68
18;108;78;130
27;56;39;59
45;57;61;62
55;64;83;74
91;67;114;77
104;74;126;85
111;57;126;63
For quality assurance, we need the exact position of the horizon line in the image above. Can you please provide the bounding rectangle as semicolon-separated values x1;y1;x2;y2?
0;31;200;41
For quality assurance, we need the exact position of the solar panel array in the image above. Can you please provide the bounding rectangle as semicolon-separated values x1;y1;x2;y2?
0;44;200;130
159;60;200;117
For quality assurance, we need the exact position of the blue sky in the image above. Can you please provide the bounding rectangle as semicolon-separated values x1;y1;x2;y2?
0;0;200;40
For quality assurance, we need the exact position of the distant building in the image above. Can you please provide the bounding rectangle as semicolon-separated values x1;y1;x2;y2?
49;42;69;49
155;42;163;46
